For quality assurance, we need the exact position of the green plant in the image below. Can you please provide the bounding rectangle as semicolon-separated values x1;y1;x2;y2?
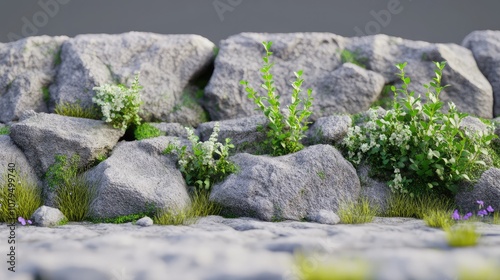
241;41;313;156
0;170;42;222
343;62;498;196
165;123;236;191
337;197;378;224
423;209;453;228
42;86;50;103
134;123;163;140
296;254;372;280
371;85;393;109
154;191;221;225
494;212;500;225
445;223;480;247
54;102;101;120
92;73;143;130
340;49;368;68
0;126;9;135
55;174;96;221
382;193;454;219
457;262;500;280
45;154;80;191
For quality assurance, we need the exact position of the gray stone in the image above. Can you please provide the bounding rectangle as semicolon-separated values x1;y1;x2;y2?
210;145;360;221
455;168;500;213
459;116;490;135
197;115;267;154
50;32;215;126
305;114;351;145
135;216;154;227
0;135;40;187
86;136;190;219
357;164;392;213
463;30;500;117
0;36;68;123
10;112;124;177
150;122;192;138
306;210;340;225
31;206;66;227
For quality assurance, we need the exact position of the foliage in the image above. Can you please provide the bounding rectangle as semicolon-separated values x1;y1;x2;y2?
93;73;143;130
340;49;367;68
445;223;480;247
154;191;221;225
165;123;236;191
337;197;378;224
423;209;453;228
55;174;96;221
0;170;42;222
45;154;80;191
494;212;500;225
42;86;50;103
296;254;372;280
343;62;497;196
55;102;101;120
371;84;393;109
0;126;9;135
134;123;163;140
241;41;314;156
382;193;454;219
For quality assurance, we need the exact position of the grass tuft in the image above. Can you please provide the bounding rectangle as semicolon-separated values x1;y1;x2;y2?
423;209;453;228
296;254;372;280
55;174;97;221
493;212;500;225
0;170;42;222
337;197;378;224
134;123;163;140
154;191;221;225
54;102;101;120
445;223;480;247
382;193;454;219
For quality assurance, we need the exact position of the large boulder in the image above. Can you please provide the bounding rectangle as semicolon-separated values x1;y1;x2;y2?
0;36;68;123
10;112;124;177
210;145;360;221
50;32;215;126
305;114;352;145
0;135;40;186
357;164;392;213
463;30;500;117
86;137;191;219
455;168;500;213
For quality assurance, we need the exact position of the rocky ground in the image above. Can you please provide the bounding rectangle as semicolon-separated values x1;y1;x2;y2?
1;216;499;280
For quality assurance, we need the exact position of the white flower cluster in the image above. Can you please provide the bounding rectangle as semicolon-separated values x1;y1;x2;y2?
92;74;142;130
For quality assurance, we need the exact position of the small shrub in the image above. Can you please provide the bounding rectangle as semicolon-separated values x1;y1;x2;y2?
241;41;313;156
55;174;96;221
423;209;453;228
154;191;221;225
0;170;42;222
134;123;163;140
165;122;236;191
0;126;9;135
54;102;101;120
383;193;454;219
93;73;143;130
445;223;480;247
343;62;498;196
338;197;378;224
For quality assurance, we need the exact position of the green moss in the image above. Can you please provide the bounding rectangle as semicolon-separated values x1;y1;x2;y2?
317;171;326;180
42;86;50;103
58;217;69;226
340;49;368;68
90;213;147;224
53;48;62;66
0;126;10;135
54;102;101;120
134;123;163;140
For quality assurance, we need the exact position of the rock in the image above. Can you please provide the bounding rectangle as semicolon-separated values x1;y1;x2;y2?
86;136;191;219
305;114;351;145
306;210;341;225
455;168;500;213
210;145;360;221
347;34;493;118
150;122;192;138
463;30;500;117
0;135;40;186
357;164;392;213
197;115;267;154
31;206;66;227
0;36;68;123
50;32;215;126
459;116;490;135
10;112;124;177
135;216;154;227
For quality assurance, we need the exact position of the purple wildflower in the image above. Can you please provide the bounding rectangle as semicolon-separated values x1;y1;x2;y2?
486;206;494;213
478;209;488;217
17;217;26;226
452;209;461;220
463;212;473;220
477;200;484;208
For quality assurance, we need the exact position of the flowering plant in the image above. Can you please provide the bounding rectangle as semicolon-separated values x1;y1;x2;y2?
343;62;497;196
93;73;143;130
452;200;495;221
18;216;32;226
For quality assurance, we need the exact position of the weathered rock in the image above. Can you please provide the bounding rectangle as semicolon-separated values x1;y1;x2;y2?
10;112;123;177
0;36;68;123
135;216;154;227
455;168;500;213
305;114;351;145
31;206;66;227
86;136;190;219
459;116;492;136
306;210;340;225
197;115;267;154
0;135;40;186
50;32;215;126
357;164;392;213
463;30;500;117
150;122;191;138
210;145;360;221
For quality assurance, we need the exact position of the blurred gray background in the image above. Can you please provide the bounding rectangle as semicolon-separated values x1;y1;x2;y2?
0;0;499;45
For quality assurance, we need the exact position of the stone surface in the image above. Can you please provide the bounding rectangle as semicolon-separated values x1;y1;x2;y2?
455;168;500;213
459;116;490;135
305;114;351;145
86;136;191;219
306;210;340;225
357;164;392;213
136;216;154;227
0;135;40;186
0;36;68;123
50;32;215;126
1;216;499;280
10;112;124;177
210;145;360;221
463;30;500;117
197;115;267;153
31;206;66;227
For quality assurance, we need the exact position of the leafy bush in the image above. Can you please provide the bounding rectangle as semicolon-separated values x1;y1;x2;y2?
240;41;313;156
0;170;42;222
0;126;9;135
93;73;143;130
445;223;480;247
165;122;236;191
343;62;497;196
337;197;378;224
134;123;163;140
154;191;221;225
54;102;101;120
